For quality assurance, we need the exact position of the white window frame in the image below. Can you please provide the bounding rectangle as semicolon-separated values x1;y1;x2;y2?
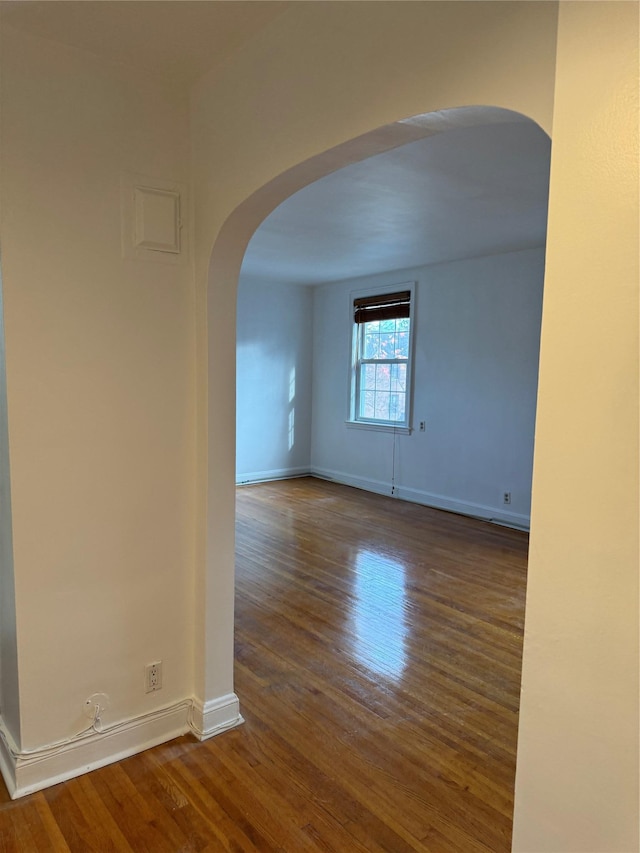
347;281;416;433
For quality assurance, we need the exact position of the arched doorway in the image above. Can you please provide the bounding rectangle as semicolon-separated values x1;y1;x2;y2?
197;105;549;727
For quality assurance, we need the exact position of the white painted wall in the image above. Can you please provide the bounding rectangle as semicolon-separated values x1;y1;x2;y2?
236;278;313;482
311;248;544;527
513;3;639;851
0;26;196;765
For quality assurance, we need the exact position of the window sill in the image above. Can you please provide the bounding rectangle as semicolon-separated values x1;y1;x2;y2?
345;420;412;435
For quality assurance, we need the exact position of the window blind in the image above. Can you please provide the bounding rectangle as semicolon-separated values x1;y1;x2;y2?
353;290;411;324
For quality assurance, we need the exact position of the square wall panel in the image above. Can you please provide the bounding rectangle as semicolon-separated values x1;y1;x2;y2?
121;173;187;264
134;186;180;253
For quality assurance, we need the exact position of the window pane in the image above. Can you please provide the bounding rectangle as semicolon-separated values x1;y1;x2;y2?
374;391;390;420
375;363;390;391
389;392;406;422
379;333;395;357
363;329;380;359
357;363;407;422
359;389;375;419
361;364;377;390
361;318;410;361
395;330;409;359
389;363;407;392
389;364;398;391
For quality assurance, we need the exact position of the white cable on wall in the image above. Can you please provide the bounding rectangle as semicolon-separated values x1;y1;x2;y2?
0;698;195;765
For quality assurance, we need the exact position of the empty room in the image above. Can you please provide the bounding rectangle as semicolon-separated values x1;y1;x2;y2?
0;2;637;851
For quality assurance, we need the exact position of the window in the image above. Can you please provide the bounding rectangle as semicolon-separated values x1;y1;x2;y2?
350;287;413;429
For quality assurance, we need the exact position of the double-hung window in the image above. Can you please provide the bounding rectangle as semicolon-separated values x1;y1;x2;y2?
350;287;413;429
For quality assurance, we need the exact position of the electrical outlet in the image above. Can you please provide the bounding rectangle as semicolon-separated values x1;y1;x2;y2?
503;491;512;505
419;421;426;432
145;661;163;693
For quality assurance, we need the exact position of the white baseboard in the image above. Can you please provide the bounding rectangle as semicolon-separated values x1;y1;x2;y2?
395;483;530;529
190;693;244;741
312;467;391;498
311;467;530;530
236;466;310;485
0;692;243;799
0;720;17;798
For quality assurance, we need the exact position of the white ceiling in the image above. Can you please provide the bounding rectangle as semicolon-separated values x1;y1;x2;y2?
1;1;290;85
241;119;551;287
1;2;551;287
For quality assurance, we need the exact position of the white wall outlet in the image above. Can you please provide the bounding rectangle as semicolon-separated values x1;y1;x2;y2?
503;491;512;505
145;661;163;693
419;421;426;431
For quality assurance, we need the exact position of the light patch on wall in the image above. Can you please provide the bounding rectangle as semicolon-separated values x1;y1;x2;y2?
288;409;295;452
289;367;295;404
288;367;296;451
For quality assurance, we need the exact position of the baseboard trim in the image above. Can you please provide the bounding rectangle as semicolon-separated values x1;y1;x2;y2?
0;718;17;798
311;467;530;530
396;483;530;529
236;466;311;485
190;693;244;741
0;692;243;799
312;467;391;497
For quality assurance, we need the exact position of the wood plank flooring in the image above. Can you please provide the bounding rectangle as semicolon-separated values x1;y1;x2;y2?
0;478;529;851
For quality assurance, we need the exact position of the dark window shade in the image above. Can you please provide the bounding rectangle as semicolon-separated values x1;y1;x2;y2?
353;290;411;324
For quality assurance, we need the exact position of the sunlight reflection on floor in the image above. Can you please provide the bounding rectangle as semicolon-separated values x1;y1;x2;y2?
351;548;409;680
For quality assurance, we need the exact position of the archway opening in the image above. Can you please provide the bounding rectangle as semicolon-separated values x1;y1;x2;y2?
205;105;550;849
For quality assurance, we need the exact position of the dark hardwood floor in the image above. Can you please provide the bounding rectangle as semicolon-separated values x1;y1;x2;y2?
0;477;529;851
